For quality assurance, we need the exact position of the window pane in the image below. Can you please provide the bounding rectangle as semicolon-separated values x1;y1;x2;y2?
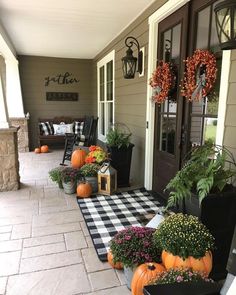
100;66;104;84
100;103;105;136
107;81;113;101
107;102;113;129
107;61;113;81
196;6;210;49
100;66;105;101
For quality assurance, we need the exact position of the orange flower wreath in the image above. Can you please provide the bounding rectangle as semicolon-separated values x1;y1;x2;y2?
149;60;172;104
181;49;217;101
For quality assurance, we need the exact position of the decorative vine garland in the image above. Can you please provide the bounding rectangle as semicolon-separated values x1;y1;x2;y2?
181;49;217;102
149;60;172;104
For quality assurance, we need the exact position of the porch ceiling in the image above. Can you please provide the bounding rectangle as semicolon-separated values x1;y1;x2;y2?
0;0;156;59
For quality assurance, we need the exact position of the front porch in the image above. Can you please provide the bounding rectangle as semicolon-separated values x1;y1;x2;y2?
0;150;130;295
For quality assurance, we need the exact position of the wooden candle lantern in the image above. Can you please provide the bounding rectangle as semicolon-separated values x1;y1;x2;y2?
98;162;117;195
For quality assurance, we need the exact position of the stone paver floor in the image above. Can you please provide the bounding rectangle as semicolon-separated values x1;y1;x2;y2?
0;150;131;295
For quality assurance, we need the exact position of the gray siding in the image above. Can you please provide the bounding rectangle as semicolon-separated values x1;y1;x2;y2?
19;56;94;150
93;0;167;186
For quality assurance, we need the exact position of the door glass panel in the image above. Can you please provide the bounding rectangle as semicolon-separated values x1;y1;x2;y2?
211;1;222;53
160;114;176;154
190;2;222;147
163;30;171;62
159;22;181;155
172;24;181;62
196;6;210;49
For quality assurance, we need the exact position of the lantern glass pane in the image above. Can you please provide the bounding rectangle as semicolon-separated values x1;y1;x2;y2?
127;60;136;76
217;8;231;42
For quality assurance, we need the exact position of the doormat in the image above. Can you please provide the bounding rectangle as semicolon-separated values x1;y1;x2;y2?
77;188;161;261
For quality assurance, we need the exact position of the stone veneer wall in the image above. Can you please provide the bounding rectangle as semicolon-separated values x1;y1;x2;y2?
0;128;20;191
9;117;29;152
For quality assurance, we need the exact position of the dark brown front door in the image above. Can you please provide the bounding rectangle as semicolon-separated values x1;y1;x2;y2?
152;4;189;195
152;0;221;197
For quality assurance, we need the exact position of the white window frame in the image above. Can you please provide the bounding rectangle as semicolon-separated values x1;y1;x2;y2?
97;50;115;142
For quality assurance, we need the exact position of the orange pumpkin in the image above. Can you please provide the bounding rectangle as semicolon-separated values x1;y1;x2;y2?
71;149;86;168
131;263;165;295
107;250;123;270
77;181;92;198
40;145;49;153
34;147;41;154
161;250;212;275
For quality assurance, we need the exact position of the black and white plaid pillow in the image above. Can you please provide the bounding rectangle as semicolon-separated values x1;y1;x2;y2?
74;121;84;136
39;122;54;135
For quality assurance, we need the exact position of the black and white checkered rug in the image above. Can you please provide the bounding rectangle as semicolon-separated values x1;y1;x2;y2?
77;188;161;261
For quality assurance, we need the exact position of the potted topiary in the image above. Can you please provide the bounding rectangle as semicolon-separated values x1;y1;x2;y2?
48;166;64;189
106;124;134;187
80;163;100;193
153;213;215;276
109;226;161;290
61;167;81;194
165;143;236;279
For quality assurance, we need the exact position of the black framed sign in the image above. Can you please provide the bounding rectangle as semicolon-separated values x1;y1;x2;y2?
46;92;79;101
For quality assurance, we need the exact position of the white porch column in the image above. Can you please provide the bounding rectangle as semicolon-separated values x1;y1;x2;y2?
5;58;24;118
0;73;9;128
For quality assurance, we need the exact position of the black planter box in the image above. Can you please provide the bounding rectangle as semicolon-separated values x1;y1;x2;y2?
108;144;134;187
179;187;236;280
143;282;222;295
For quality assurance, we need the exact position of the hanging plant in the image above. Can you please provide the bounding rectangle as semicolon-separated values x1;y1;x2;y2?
181;49;217;102
149;60;172;104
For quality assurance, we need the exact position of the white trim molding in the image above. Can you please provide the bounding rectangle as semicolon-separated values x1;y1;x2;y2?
216;50;231;146
97;50;115;142
144;0;190;190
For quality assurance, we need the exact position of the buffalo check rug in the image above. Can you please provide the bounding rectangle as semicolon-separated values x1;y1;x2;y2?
77;187;161;261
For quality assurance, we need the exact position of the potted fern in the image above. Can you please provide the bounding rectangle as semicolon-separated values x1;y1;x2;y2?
165;143;236;279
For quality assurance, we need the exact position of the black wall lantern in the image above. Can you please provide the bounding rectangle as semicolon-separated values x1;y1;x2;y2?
214;0;236;50
121;36;143;79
